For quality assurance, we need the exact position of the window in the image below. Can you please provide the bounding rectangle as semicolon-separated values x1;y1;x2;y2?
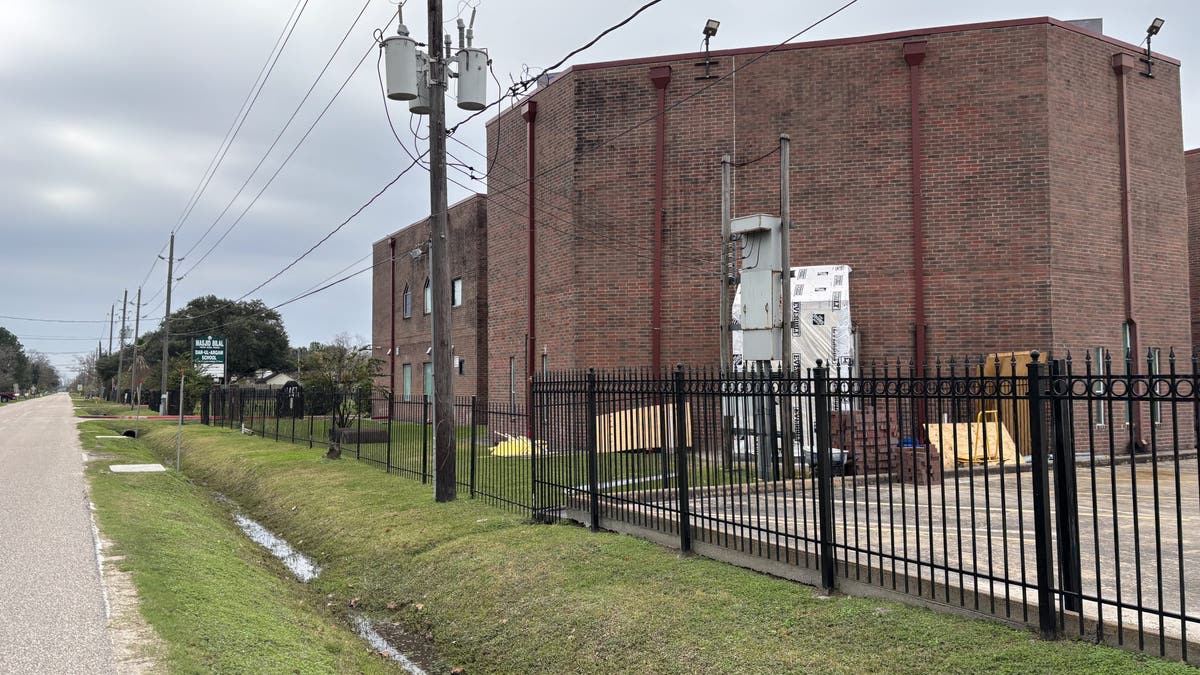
402;364;412;401
452;278;463;307
402;285;411;318
1092;347;1106;426
541;352;548;375
423;362;433;400
1150;347;1162;425
423;278;432;314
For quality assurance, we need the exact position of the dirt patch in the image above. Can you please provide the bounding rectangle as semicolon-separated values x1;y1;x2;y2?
98;532;166;674
366;618;441;673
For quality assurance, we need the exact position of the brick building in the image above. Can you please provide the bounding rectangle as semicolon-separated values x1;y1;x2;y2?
371;194;487;402
484;16;1189;413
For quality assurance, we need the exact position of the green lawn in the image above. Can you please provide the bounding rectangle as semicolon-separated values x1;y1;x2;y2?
125;420;1193;674
81;420;403;673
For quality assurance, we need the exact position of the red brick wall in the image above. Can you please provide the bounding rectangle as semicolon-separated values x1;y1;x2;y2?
485;77;578;411
483;18;1190;408
371;194;487;404
1188;150;1200;351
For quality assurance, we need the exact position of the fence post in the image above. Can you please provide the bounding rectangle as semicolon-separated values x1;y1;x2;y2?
386;394;393;472
673;366;692;554
1051;358;1082;613
586;369;600;531
814;360;836;593
1027;351;1059;640
355;395;363;459
421;395;430;484
469;395;478;498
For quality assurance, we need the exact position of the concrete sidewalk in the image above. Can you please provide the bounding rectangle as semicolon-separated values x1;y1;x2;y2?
0;394;113;673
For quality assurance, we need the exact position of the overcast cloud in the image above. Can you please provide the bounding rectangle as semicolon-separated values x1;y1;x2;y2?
1;0;1195;378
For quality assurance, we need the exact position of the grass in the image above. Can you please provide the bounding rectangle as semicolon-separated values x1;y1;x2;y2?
74;398;142;417
124;420;1195;674
80;420;402;674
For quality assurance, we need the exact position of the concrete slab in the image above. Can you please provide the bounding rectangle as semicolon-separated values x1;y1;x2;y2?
95;435;130;439
109;464;167;474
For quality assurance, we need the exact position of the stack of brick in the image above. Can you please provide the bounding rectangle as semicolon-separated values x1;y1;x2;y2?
831;406;898;476
892;444;943;485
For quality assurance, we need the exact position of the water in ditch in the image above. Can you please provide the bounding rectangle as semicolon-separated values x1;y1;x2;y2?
219;494;435;671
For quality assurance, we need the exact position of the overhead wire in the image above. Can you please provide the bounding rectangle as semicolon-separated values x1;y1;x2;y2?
178;0;376;263
173;0;311;237
445;0;670;137
486;0;862;201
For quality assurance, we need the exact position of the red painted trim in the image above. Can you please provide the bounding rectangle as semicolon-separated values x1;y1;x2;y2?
1112;52;1143;449
523;101;537;434
1185;148;1200;156
649;66;671;373
904;41;927;370
389;238;396;398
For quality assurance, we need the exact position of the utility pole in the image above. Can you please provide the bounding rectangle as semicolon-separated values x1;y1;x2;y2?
778;134;795;478
719;154;733;467
116;289;128;405
107;305;114;399
160;233;175;415
131;287;142;411
427;0;456;502
383;0;488;501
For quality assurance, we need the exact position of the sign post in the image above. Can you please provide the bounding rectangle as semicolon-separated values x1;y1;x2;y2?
176;369;185;471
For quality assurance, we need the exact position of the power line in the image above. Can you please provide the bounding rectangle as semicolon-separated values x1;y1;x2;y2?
131;153;426;334
489;0;862;201
179;0;376;262
0;314;109;324
173;0;311;237
177;11;398;283
446;0;670;136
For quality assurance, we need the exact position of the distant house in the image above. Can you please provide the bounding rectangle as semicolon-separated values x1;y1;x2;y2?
232;370;297;389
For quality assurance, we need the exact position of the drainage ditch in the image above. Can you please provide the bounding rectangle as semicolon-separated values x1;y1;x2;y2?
219;495;435;672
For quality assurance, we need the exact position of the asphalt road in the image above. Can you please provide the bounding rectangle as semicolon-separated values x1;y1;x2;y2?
0;394;113;673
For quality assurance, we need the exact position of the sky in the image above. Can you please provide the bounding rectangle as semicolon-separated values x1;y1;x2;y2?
1;0;1195;380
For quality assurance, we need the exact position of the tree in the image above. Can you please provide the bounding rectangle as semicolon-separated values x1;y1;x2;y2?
164;355;213;415
70;352;102;396
0;327;31;392
139;296;291;380
26;351;61;392
298;334;381;435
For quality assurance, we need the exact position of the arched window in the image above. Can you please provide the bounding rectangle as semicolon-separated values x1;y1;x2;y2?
423;277;432;314
401;285;411;318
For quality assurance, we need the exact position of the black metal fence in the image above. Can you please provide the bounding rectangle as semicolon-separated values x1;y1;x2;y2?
202;387;532;514
531;351;1200;665
200;349;1200;665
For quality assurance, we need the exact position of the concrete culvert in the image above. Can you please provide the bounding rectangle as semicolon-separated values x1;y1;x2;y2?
122;429;138;438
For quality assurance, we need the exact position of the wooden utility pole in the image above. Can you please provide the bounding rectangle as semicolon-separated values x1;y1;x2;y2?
427;0;456;501
131;287;141;410
720;154;734;467
107;304;114;399
116;289;127;405
160;233;175;414
779;134;795;478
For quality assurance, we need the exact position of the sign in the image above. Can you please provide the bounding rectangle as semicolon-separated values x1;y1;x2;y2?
193;336;227;380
